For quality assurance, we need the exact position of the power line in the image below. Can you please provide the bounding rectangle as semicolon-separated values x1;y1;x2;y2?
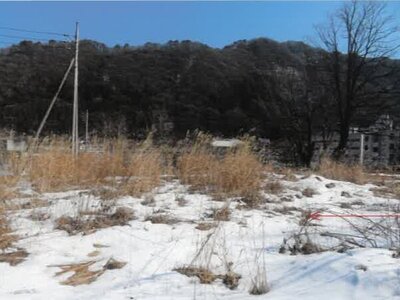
0;26;72;38
0;33;68;43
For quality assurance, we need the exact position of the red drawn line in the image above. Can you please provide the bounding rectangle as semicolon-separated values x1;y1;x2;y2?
309;211;400;221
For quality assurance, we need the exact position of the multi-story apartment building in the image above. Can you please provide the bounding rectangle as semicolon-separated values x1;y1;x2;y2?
313;115;400;168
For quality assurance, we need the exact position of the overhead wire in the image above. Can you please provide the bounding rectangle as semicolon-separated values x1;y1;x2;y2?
0;33;70;43
0;26;72;38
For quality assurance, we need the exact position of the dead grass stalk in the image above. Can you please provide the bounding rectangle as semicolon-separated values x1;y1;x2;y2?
318;157;364;184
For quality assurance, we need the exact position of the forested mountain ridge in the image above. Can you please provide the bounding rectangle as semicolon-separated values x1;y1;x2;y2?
0;38;399;139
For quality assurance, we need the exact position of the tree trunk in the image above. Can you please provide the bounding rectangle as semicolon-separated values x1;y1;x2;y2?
334;117;350;159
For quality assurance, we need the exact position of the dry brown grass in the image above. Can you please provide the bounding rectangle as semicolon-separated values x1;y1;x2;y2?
175;266;217;284
302;187;317;198
0;206;16;251
177;133;216;191
264;181;284;195
4;198;48;211
123;149;163;196
0;249;28;266
212;206;231;222
370;181;400;200
55;207;135;235
50;257;126;286
0;175;19;201
318;157;364;184
53;260;104;286
145;213;180;225
0;205;28;266
11;136;163;196
4;134;264;204
280;168;299;182
195;222;217;231
28;150;126;192
6;152;26;177
174;266;241;289
177;135;263;202
387;183;400;199
215;147;263;198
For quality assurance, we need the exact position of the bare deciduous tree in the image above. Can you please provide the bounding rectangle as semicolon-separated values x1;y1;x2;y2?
270;64;332;166
316;0;400;158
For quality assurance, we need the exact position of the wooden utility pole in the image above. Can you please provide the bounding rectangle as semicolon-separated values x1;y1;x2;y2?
72;22;79;156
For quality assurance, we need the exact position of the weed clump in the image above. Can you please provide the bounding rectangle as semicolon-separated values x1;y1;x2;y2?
174;266;241;289
145;213;180;225
302;187;317;198
212;206;231;222
175;266;217;284
264;181;283;195
0;206;28;266
0;208;16;250
177;134;263;202
51;257;126;286
55;207;135;235
318;157;364;184
24;136;163;195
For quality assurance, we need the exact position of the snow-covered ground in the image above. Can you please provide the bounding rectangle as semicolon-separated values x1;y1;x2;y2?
2;174;400;299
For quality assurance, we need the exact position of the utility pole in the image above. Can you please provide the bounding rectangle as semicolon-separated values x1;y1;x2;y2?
72;22;79;156
360;133;365;166
85;110;89;150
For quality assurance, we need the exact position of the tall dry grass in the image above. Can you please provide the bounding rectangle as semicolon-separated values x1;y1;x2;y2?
3;133;265;201
177;133;216;191
177;134;263;203
317;157;364;184
216;147;263;197
0;175;18;201
123;149;163;196
0;205;17;251
13;136;163;195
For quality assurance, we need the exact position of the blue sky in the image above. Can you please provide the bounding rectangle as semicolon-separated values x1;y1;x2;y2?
0;1;399;49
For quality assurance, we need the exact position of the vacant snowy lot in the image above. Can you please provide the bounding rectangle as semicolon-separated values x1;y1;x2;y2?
1;174;400;300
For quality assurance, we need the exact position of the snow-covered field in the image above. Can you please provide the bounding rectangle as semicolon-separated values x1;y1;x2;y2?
2;174;400;299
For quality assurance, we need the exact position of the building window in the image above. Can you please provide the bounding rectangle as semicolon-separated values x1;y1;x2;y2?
373;147;378;152
373;135;379;143
364;145;368;151
390;144;395;150
365;136;369;142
